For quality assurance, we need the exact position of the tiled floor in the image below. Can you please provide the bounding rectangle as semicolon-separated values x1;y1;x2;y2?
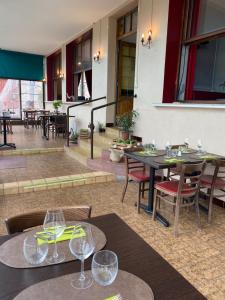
0;152;91;183
1;125;65;149
0;180;225;299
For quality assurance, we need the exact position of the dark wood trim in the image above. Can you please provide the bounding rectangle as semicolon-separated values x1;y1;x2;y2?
184;28;225;45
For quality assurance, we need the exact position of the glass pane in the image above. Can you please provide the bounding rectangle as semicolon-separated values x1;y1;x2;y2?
53;79;62;100
21;81;43;110
75;44;82;71
194;36;225;97
82;39;92;69
132;10;138;31
197;0;225;35
0;79;20;118
125;15;131;33
117;18;124;36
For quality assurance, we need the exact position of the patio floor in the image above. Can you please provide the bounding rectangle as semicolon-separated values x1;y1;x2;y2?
0;180;225;299
0;125;65;149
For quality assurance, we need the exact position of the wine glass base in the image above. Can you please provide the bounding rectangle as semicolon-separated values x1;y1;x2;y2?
46;253;65;264
71;272;93;289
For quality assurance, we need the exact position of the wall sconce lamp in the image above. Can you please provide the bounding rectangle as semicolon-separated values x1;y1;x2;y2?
141;30;152;48
42;77;46;82
93;50;101;63
59;72;64;79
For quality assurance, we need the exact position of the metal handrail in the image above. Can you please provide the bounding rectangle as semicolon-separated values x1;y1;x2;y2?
90;97;135;159
66;96;106;146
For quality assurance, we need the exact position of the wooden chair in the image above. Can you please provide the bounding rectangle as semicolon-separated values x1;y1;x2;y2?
121;148;161;213
167;144;186;180
200;158;225;223
153;161;206;236
24;111;38;129
5;205;92;235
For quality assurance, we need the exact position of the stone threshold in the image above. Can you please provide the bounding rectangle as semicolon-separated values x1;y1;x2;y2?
0;147;64;156
0;171;115;195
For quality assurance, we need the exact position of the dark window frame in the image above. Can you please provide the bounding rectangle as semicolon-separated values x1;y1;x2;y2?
163;0;225;104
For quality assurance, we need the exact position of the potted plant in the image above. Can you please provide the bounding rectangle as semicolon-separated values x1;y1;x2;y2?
70;129;79;144
116;110;138;140
52;100;62;113
98;122;106;133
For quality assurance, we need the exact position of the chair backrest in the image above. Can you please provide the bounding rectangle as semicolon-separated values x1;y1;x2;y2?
209;158;225;190
177;161;206;197
52;115;67;125
124;147;146;177
5;205;92;235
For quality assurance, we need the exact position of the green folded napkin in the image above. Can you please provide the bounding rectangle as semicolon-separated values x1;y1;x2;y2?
199;155;218;160
36;225;86;245
105;295;121;300
164;158;185;163
134;151;158;157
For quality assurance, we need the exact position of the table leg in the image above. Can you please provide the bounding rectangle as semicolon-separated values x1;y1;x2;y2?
0;119;16;149
42;117;48;140
139;166;170;227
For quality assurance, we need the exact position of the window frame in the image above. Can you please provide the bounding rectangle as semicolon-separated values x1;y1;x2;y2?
0;78;44;120
163;0;225;104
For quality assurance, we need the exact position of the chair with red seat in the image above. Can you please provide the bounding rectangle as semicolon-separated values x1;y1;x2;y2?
153;161;206;236
200;159;225;223
121;148;151;213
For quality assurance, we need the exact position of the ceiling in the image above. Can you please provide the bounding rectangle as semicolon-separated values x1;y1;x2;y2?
0;0;130;56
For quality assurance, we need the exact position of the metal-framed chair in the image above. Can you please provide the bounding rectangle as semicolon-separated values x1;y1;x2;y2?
153;161;206;236
200;158;225;223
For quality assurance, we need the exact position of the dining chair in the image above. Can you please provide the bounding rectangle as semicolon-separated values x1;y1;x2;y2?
200;158;225;223
121;148;162;213
24;111;38;129
153;161;206;236
5;205;92;234
166;144;186;180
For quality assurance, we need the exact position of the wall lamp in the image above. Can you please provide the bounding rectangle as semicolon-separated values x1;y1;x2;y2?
59;72;64;79
93;50;101;63
141;30;152;48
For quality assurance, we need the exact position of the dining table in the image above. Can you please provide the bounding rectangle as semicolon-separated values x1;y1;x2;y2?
125;149;222;227
0;213;205;300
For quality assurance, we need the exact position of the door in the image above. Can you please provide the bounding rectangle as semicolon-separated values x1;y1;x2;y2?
117;41;136;116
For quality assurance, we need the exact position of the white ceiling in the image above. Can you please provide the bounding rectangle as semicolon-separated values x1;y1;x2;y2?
0;0;130;56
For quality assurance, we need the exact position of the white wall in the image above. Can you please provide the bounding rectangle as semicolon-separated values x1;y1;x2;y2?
133;0;225;156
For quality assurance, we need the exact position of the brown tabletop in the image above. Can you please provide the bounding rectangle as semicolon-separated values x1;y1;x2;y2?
0;213;205;300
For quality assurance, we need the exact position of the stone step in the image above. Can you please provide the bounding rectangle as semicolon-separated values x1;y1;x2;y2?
0;147;64;156
1;171;116;195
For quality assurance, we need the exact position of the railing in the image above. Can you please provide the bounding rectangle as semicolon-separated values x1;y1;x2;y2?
90;97;136;159
66;96;106;147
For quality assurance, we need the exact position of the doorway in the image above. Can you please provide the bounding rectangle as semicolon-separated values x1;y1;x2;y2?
116;8;137;117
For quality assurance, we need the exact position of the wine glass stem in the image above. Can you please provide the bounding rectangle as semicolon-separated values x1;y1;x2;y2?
79;259;85;281
53;239;58;259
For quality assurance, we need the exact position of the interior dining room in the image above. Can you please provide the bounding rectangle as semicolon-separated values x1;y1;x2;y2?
1;0;225;299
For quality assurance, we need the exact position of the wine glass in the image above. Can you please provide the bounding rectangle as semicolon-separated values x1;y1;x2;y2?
43;209;66;264
69;224;95;289
165;141;171;157
23;235;48;265
92;250;118;286
197;139;203;154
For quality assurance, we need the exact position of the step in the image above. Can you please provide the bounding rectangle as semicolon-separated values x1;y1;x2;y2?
0;147;64;156
0;171;116;195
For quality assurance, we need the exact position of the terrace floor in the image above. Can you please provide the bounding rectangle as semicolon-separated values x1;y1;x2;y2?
0;125;224;299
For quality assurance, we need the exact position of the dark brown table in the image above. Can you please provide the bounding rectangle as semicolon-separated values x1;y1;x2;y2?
0;213;206;300
125;151;221;227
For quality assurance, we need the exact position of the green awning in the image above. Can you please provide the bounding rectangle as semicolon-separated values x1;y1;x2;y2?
0;50;44;81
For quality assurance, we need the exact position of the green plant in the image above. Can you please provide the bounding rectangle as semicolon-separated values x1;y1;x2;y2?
98;122;105;130
70;131;79;141
116;110;139;132
52;100;62;110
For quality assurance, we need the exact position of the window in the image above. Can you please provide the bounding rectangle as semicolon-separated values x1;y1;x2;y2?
180;0;225;101
163;0;225;103
117;8;138;38
73;32;92;101
53;52;62;100
0;79;44;119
